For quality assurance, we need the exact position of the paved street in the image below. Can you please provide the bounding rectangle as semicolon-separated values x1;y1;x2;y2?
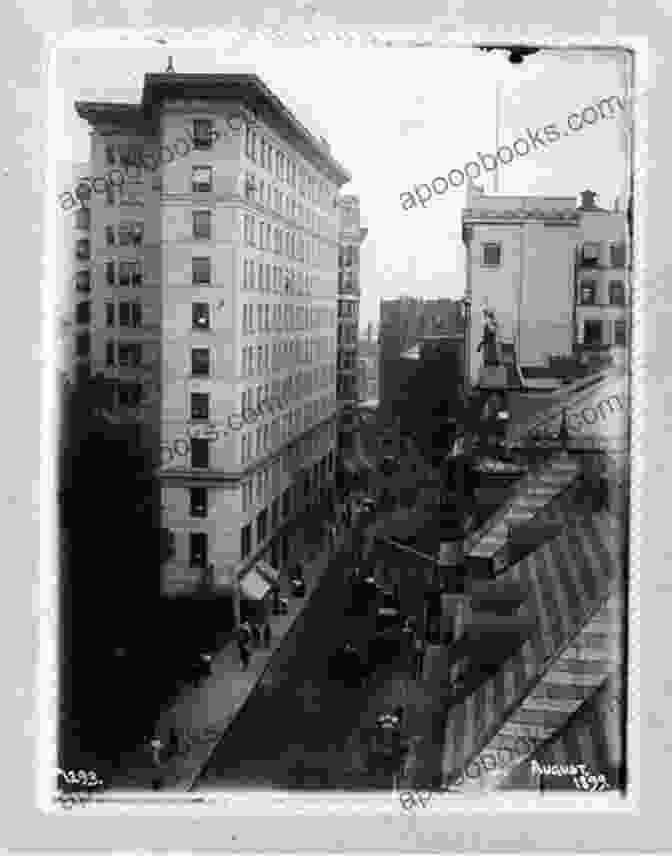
191;458;458;792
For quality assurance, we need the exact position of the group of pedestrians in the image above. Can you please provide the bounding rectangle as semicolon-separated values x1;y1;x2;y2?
236;619;272;671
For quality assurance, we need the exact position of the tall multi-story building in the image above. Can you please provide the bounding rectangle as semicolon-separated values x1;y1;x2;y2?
76;73;351;625
462;186;628;390
378;296;462;427
336;195;367;462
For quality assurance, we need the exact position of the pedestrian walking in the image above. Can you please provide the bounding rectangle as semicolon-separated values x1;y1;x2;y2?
238;620;252;647
238;641;251;671
413;636;425;681
401;618;414;661
150;735;163;766
149;735;164;790
168;726;180;758
263;622;272;648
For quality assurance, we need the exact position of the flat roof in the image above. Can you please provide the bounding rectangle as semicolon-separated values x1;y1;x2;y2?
76;73;351;185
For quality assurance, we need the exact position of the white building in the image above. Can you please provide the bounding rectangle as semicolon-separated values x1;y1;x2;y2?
462;186;628;388
75;73;351;624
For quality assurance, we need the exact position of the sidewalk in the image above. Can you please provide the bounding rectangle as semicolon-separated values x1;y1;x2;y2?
105;515;352;792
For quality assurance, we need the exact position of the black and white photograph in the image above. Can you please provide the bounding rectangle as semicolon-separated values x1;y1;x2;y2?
51;33;635;809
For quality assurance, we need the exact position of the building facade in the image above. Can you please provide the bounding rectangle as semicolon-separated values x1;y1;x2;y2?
336;195;367;461
462;186;628;389
59;162;91;383
76;73;351;623
358;336;379;403
574;191;629;367
378;296;461;428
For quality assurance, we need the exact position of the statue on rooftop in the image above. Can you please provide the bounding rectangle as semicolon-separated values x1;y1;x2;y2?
477;308;501;367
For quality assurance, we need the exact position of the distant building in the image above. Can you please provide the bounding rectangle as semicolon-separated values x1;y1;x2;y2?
462;186;629;391
336;195;368;465
378;296;462;428
358;336;379;402
574;190;629;369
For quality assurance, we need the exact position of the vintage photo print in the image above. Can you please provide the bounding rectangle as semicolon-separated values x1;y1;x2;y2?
47;32;638;813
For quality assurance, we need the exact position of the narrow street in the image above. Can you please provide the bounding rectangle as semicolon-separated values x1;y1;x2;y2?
193;490;432;791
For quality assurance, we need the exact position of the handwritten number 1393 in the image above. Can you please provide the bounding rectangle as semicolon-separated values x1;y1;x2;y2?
56;769;101;787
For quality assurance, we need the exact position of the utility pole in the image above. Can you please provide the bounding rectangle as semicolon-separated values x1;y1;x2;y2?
493;80;502;193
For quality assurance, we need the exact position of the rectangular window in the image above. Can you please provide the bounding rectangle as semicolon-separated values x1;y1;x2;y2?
118;260;137;287
580;281;597;305
192;166;213;193
482;242;501;267
581;241;601;263
105;303;115;327
193;210;212;239
191;392;209;421
76;239;90;261
106;183;115;206
614;319;627;346
105;144;116;165
191;437;209;469
190;487;208;518
75;332;90;357
193;119;214;150
609;280;625;306
118;382;142;406
240;524;252;560
191;347;210;376
118;343;142;367
610;242;626;267
192;302;211;330
583;319;603;346
164;529;176;559
132;302;142;328
106;261;115;285
117;222;141;246
189;532;208;568
75;301;91;324
76;270;91;292
245;172;256;201
105;341;115;366
192;256;211;284
105;225;115;246
119;302;131;327
257;509;268;542
75;207;91;230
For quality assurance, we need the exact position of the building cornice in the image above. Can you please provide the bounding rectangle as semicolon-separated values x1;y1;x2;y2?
462;208;581;225
74;101;152;132
141;73;351;186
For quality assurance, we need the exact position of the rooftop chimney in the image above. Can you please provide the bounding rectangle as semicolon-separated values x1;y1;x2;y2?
580;189;598;210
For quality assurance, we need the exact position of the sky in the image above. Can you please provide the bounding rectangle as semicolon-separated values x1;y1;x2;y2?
51;33;631;328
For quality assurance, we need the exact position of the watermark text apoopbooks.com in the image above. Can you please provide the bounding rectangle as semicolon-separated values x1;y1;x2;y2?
400;91;645;212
